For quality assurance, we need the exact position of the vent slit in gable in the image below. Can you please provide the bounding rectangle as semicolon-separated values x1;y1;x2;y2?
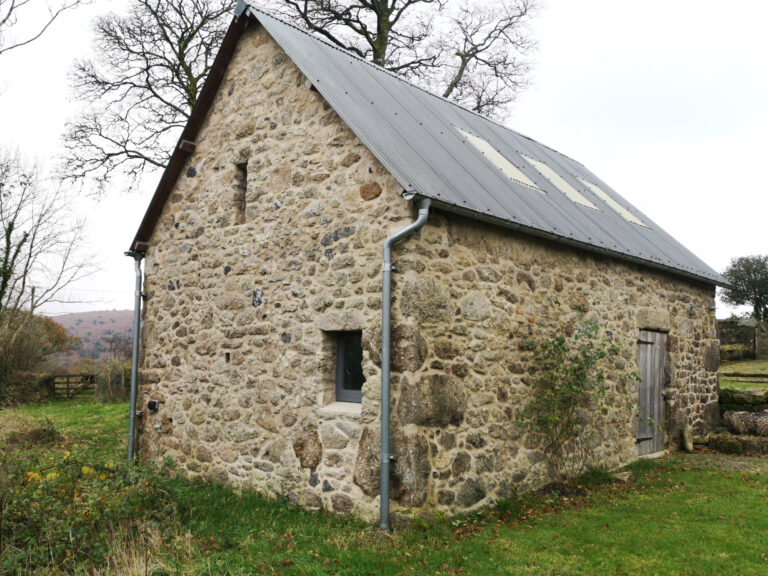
457;129;543;193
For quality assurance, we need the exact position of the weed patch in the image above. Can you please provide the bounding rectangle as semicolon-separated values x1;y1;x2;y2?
4;416;62;448
3;402;768;575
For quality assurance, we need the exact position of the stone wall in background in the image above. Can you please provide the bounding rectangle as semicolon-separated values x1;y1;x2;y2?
717;319;757;360
137;23;720;522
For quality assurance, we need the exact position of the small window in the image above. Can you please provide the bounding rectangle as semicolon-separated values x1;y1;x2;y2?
335;332;365;403
233;161;247;225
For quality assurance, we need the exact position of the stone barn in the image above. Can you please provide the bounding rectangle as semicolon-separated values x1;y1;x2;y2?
130;3;725;524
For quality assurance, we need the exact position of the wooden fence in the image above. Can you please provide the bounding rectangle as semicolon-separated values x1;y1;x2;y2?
50;374;97;400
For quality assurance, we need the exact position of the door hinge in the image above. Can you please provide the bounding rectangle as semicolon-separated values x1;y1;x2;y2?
637;339;654;345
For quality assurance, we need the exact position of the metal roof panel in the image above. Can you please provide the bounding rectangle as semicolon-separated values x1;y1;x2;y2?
246;5;724;285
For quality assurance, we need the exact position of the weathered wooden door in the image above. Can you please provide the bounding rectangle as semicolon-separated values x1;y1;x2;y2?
637;330;667;456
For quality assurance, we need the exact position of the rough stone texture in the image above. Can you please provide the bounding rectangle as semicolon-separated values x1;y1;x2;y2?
391;433;430;507
359;182;382;200
352;427;380;496
456;478;486;508
723;410;768;437
293;425;322;470
704;341;720;372
682;425;694;453
137;24;719;523
636;308;671;332
708;432;768;455
332;493;354;513
398;373;466;426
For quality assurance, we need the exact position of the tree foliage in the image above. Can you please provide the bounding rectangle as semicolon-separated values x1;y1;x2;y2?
0;0;84;56
64;0;536;192
0;312;78;375
102;332;132;363
721;255;768;321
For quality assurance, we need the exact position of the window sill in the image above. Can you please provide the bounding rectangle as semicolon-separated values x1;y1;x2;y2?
318;401;362;417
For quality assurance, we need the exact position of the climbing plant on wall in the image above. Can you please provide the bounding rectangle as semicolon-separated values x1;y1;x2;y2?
520;321;627;483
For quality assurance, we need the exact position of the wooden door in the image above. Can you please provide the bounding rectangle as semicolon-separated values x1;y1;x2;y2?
637;330;667;456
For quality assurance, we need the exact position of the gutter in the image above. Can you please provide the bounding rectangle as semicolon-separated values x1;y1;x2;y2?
380;197;430;531
415;195;726;289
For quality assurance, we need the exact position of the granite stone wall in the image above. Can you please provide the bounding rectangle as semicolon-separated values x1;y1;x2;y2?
137;23;719;522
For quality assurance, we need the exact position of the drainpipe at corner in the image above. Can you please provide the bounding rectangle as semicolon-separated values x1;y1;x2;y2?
380;197;430;531
126;249;145;462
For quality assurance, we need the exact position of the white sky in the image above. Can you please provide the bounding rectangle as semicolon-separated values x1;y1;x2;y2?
0;0;765;318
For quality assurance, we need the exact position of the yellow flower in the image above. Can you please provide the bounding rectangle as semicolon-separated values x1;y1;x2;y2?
45;472;60;481
81;466;96;476
26;471;42;483
63;450;71;460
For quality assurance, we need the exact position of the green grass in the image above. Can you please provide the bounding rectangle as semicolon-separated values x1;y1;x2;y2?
3;401;768;575
9;399;128;462
719;359;768;391
720;359;768;376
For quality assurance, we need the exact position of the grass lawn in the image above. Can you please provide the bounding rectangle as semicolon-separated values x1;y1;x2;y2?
2;401;768;575
719;359;768;391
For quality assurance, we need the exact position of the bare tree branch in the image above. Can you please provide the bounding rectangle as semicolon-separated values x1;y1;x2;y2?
63;0;536;193
61;0;235;193
267;0;537;119
0;0;86;56
0;148;95;384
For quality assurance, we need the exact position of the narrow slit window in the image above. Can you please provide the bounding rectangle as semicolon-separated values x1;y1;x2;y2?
234;161;247;225
335;332;365;403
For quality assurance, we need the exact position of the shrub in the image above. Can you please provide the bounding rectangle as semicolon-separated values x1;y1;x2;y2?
519;322;631;482
0;425;169;574
0;372;55;407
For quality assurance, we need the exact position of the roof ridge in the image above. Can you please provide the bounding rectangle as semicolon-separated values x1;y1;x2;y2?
243;2;580;165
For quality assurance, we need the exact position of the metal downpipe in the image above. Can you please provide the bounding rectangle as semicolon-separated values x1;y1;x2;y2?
126;250;145;462
380;198;430;531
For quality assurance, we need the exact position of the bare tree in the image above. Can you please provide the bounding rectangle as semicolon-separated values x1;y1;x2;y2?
63;0;535;192
0;149;93;387
0;0;84;56
62;0;235;192
268;0;537;116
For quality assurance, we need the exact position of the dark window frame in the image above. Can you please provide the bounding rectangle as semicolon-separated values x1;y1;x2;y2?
335;331;365;403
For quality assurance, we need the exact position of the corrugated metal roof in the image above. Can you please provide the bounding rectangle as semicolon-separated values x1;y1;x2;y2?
246;5;724;285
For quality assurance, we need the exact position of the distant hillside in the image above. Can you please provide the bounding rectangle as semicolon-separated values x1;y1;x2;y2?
50;310;134;371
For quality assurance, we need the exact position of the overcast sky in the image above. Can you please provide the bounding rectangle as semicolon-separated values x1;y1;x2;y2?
0;0;765;318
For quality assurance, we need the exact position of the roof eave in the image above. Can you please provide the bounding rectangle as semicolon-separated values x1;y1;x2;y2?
129;12;250;252
413;194;726;288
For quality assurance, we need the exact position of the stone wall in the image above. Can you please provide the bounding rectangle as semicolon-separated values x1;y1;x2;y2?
137;22;720;522
718;319;757;356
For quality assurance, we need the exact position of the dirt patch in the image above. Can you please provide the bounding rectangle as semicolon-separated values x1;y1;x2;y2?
536;482;588;498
